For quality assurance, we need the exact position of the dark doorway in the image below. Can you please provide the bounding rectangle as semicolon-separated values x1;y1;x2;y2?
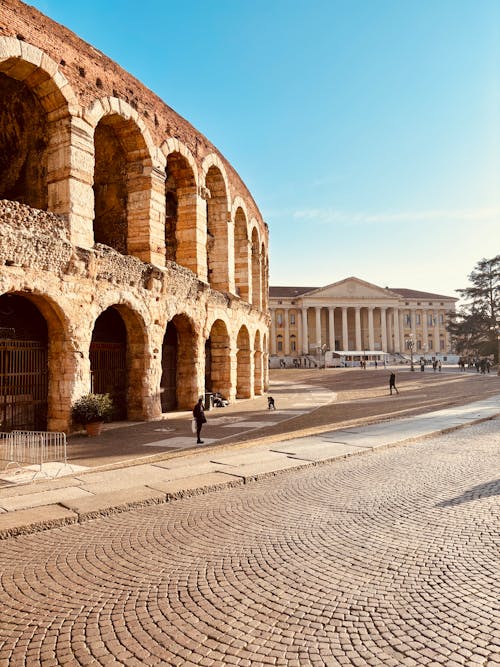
160;321;178;411
90;307;127;420
0;294;48;431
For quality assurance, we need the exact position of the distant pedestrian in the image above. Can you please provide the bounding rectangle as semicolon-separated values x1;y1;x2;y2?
438;360;442;372
267;396;276;410
192;397;207;444
389;372;399;395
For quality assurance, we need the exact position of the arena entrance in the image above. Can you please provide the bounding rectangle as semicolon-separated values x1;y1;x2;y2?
161;321;177;411
0;294;48;431
90;307;127;420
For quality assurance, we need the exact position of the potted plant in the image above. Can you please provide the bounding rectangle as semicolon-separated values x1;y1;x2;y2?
72;393;113;437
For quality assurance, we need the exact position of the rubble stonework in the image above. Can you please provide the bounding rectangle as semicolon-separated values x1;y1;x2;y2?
0;1;269;433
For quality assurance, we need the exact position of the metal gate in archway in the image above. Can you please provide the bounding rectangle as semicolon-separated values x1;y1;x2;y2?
89;341;127;420
0;339;48;431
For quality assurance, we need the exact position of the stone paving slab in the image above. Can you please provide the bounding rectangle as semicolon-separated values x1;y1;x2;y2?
0;504;78;539
73;462;182;493
148;471;244;497
273;440;367;461
234;456;310;480
0;486;94;512
207;448;287;466
59;486;166;519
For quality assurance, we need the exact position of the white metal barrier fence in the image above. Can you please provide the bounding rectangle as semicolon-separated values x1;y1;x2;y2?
0;430;67;480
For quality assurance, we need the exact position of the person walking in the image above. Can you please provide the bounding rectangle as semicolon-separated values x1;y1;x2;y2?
389;372;399;395
193;397;207;444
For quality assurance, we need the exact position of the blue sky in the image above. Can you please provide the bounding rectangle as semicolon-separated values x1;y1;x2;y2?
32;0;500;297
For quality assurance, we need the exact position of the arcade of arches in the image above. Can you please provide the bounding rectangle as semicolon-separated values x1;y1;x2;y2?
0;15;269;433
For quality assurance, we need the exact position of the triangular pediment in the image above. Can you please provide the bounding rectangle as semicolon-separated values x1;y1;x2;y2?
307;277;401;301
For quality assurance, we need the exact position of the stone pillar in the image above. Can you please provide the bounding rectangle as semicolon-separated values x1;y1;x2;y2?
315;307;322;349
368;307;375;350
284;307;290;355
342;307;348;350
381;307;388;352
393;309;401;353
302;307;309;354
328;307;336;351
270;310;277;355
422;309;428;355
355;307;361;350
433;310;440;354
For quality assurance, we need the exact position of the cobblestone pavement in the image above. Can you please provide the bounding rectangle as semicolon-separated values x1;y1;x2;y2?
0;419;498;667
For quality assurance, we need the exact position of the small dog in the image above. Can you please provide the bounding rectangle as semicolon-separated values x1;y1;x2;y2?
267;396;276;410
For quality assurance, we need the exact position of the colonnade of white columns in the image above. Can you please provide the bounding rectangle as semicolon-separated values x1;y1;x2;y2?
270;304;447;356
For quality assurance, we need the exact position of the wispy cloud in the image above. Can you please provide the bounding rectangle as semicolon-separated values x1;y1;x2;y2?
290;207;500;226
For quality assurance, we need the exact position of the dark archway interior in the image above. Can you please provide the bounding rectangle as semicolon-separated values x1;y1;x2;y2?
161;321;178;411
0;294;48;430
90;307;127;420
0;72;48;209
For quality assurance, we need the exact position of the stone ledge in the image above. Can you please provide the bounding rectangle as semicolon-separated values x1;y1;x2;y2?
148;472;244;499
59;486;166;521
0;504;78;539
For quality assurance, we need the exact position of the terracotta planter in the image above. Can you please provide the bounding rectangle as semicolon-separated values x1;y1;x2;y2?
85;421;104;437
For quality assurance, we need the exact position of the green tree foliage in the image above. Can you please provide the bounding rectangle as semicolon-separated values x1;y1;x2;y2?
447;255;500;361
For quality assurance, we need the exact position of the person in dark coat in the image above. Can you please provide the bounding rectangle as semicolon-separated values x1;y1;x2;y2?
389;372;399;395
193;397;206;444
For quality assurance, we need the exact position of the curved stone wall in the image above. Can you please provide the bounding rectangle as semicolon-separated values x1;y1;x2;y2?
0;1;269;432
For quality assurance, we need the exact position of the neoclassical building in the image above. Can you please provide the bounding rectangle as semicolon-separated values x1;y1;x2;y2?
270;277;457;360
0;1;269;432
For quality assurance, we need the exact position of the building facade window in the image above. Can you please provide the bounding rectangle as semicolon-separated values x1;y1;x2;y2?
405;314;411;326
416;314;421;325
290;335;296;352
277;335;283;352
277;312;283;327
427;314;434;326
290;313;296;325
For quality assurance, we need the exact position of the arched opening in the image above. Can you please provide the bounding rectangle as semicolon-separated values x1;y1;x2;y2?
254;330;263;396
93;113;152;259
0;71;48;209
165;152;197;271
206;166;229;291
251;228;261;309
234;207;249;301
90;307;127;420
160;314;197;411
205;320;230;399
236;326;251;398
0;294;48;430
93;117;128;254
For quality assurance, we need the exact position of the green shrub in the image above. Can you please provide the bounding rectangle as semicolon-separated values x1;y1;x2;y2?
72;393;113;424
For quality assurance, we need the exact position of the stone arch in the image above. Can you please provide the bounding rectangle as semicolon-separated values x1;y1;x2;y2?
205;319;231;399
160;313;197;411
90;303;148;422
0;290;72;431
88;99;157;262
202;156;230;291
236;325;251;398
233;204;250;301
263;332;269;391
251;226;261;309
0;38;75;212
164;151;198;271
253;329;263;396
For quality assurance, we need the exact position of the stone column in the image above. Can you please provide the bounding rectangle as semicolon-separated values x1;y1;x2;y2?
355;307;362;350
302;307;309;354
315;307;322;349
433;310;440;354
381;307;388;352
393;309;401;353
342;307;348;350
270;310;277;355
284;307;290;355
411;307;417;339
422;309;428;354
328;307;336;351
368;307;374;350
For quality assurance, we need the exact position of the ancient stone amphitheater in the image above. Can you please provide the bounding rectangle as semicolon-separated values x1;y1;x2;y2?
0;0;269;433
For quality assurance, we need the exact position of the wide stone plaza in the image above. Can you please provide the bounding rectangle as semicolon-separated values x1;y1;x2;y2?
0;367;499;666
